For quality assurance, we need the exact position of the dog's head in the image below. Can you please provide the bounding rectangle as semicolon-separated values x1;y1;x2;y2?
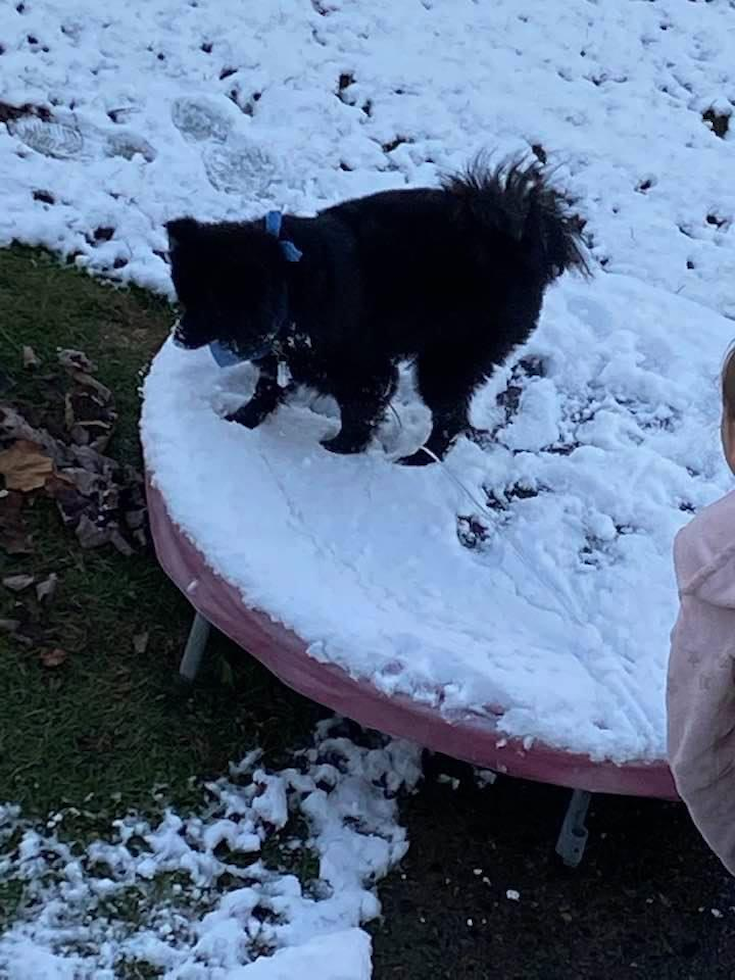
166;217;289;360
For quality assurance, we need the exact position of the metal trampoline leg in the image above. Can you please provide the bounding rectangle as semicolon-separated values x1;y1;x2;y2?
555;789;592;868
179;612;211;683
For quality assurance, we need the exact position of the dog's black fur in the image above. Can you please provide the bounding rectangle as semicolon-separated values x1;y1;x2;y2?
167;158;589;464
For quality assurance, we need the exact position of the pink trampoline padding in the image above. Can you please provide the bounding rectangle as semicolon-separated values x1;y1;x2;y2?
147;479;678;800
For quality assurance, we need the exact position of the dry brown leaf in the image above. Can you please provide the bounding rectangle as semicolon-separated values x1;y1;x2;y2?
22;345;40;370
58;349;96;374
64;381;117;452
46;474;88;527
125;508;146;530
75;513;110;549
0;405;65;466
2;573;35;592
40;647;68;668
0;440;53;491
57;467;99;496
109;530;133;557
36;573;58;603
71;372;112;402
132;631;149;654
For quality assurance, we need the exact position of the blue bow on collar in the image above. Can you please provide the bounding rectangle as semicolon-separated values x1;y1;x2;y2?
264;210;303;263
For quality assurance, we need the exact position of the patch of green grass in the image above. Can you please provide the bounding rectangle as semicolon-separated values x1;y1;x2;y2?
116;962;164;980
0;878;24;929
0;244;322;819
260;812;321;887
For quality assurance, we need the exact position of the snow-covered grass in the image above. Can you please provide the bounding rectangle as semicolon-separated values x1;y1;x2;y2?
0;723;420;980
2;0;735;319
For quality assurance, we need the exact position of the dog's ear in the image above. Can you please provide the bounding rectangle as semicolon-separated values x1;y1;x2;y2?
166;217;200;253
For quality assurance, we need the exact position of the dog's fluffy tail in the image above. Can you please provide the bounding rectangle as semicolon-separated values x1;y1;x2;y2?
443;156;591;283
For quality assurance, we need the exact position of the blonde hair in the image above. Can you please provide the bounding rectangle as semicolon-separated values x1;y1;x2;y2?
723;344;735;420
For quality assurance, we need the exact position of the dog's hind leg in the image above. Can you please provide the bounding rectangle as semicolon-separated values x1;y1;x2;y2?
226;354;291;428
400;350;490;466
322;365;398;456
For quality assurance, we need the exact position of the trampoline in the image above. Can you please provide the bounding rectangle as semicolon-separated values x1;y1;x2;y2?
140;270;734;865
146;476;677;865
148;475;675;804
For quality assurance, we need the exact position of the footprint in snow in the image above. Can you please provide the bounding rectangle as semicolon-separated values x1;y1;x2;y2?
9;114;155;162
9;118;84;159
103;130;156;162
170;96;283;197
202;138;281;197
171;96;233;143
566;293;615;332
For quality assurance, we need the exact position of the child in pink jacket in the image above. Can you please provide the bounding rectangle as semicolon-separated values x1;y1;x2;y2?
667;348;735;877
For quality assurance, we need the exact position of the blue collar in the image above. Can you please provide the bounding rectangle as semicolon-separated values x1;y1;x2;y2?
265;210;302;262
209;212;301;367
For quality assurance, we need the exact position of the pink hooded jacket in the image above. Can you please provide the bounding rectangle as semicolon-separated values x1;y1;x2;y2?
668;488;735;877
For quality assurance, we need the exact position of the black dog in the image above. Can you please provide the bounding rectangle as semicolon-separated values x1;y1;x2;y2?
167;158;588;465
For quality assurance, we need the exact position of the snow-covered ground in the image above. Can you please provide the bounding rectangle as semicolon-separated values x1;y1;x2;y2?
4;0;735;975
2;0;735;317
0;724;421;979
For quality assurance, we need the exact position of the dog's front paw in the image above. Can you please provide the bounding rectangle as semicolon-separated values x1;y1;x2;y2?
226;401;270;429
321;433;368;456
397;447;436;466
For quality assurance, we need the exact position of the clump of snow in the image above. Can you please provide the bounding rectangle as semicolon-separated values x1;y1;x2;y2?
228;931;372;980
0;723;420;979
